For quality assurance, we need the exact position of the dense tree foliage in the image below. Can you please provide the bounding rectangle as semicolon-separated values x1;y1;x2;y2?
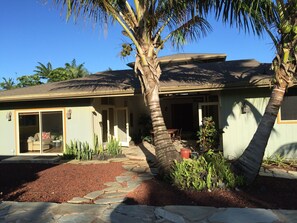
0;59;89;90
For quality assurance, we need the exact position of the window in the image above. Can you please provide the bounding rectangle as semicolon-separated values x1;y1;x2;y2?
18;110;64;154
19;113;38;126
278;95;297;123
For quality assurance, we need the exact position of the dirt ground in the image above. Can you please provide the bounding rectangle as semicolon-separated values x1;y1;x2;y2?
1;162;297;210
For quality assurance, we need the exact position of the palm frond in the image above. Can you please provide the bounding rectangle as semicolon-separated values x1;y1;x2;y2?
214;0;277;36
168;16;212;49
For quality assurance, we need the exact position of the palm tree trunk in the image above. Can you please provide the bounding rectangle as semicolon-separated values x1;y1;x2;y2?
146;85;182;176
232;84;287;185
140;65;181;177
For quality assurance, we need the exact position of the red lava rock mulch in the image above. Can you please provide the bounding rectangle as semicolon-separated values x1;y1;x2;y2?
1;162;297;210
0;162;125;203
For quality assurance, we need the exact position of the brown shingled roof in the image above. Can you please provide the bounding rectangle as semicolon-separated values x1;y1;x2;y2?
0;59;273;102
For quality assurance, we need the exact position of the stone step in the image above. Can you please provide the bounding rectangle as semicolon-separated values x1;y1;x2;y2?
67;197;91;204
84;190;105;200
100;192;127;199
94;197;127;205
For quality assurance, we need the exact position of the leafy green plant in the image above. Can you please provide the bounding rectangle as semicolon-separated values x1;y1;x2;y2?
105;137;122;157
170;150;244;191
64;140;93;160
93;133;100;155
142;135;153;144
263;154;292;168
64;136;122;160
197;117;219;152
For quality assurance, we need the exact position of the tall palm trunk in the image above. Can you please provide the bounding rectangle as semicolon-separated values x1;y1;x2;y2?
232;84;287;185
139;62;181;177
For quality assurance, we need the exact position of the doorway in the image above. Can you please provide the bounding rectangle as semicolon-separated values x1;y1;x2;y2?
171;103;193;131
101;107;129;146
116;108;129;146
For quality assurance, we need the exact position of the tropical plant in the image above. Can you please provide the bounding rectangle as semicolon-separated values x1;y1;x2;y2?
34;59;89;82
54;0;276;177
16;74;43;87
34;62;55;80
64;140;94;160
0;77;16;90
64;59;89;79
171;150;244;191
263;153;288;168
232;0;297;185
197;116;218;152
105;137;122;156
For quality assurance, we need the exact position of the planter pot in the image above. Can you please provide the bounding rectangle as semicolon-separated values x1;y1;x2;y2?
180;148;191;159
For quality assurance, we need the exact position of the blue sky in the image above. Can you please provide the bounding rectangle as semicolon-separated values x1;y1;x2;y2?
1;0;276;81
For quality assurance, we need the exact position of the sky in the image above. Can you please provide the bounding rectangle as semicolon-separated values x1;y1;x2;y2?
0;0;277;81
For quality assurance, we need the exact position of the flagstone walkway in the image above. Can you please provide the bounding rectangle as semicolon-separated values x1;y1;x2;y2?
67;158;158;205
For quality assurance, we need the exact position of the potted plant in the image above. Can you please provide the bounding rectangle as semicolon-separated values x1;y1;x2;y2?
180;148;191;159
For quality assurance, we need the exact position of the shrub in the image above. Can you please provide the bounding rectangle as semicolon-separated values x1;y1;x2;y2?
64;136;122;160
170;150;244;191
105;137;122;157
263;154;296;168
64;140;93;160
197;117;218;152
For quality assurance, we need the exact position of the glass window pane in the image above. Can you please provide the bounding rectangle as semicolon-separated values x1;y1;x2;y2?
19;112;40;153
41;111;63;153
281;96;297;121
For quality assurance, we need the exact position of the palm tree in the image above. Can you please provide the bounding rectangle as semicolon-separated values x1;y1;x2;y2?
232;0;297;185
34;61;65;82
34;60;89;82
34;62;54;80
0;77;16;90
54;0;275;177
64;59;89;79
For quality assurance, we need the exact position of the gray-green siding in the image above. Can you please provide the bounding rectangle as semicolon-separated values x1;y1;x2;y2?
221;89;297;160
0;110;16;155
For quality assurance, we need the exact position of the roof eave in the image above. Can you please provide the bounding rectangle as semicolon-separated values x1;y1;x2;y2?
0;89;137;103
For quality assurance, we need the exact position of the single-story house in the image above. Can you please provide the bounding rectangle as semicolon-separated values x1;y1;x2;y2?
0;53;296;160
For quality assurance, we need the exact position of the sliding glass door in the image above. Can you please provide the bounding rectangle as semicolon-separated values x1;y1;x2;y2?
18;110;64;154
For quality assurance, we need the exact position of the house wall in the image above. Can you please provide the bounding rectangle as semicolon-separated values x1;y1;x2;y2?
65;106;95;148
0;110;16;155
221;88;297;160
0;102;95;155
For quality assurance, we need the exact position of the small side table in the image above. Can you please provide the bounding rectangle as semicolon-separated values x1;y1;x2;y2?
52;140;62;147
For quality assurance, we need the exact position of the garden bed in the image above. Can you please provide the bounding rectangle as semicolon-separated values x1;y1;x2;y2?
1;162;297;210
